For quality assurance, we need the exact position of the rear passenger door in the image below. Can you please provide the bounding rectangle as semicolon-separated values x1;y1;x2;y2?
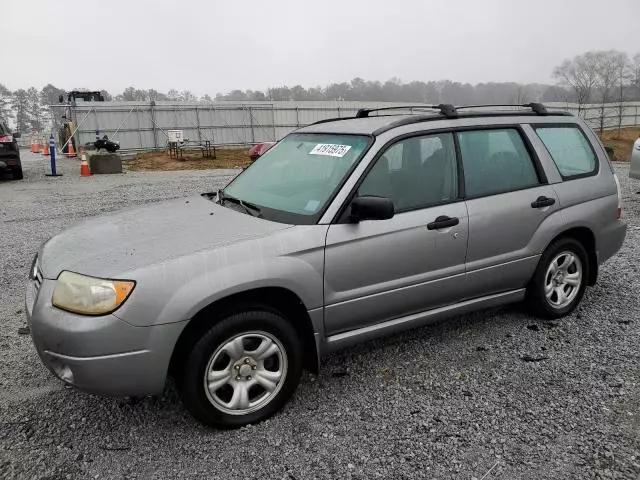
458;127;559;299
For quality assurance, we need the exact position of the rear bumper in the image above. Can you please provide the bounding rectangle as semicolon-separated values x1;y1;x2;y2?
0;153;20;168
598;220;627;265
26;279;186;397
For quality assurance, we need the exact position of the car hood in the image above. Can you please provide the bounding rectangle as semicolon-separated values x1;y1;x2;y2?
40;195;292;279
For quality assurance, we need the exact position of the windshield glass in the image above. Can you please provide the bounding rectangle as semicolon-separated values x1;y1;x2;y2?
223;133;371;224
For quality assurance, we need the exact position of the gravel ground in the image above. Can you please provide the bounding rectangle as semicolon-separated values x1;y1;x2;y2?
1;152;639;480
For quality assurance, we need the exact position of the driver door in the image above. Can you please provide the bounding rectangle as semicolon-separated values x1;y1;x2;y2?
323;132;469;336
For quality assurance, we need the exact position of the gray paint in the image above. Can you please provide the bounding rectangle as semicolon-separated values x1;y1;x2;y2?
630;138;640;180
26;111;627;398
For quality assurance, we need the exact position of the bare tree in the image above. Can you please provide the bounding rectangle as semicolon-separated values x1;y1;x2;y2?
592;51;629;131
632;53;640;87
553;52;600;113
179;90;197;102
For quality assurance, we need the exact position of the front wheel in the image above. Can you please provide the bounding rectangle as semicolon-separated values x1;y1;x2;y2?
526;238;589;319
177;309;303;428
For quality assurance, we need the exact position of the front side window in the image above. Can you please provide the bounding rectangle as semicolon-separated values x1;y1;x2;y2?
535;126;597;178
358;133;458;212
457;129;540;197
223;133;371;223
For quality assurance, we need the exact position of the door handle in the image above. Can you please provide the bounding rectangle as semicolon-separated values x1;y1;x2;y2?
427;215;459;230
531;196;556;209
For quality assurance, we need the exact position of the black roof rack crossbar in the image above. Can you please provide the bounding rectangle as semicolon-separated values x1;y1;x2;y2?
356;104;458;119
455;103;549;115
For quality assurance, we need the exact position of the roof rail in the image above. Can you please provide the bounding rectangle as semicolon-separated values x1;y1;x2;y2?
308;117;346;126
355;104;458;119
455;103;549;115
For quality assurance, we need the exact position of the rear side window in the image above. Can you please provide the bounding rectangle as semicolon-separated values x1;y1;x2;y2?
535;126;597;178
0;123;8;135
457;129;540;197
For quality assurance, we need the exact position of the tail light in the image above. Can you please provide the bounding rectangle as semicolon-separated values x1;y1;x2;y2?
613;174;622;219
0;135;13;143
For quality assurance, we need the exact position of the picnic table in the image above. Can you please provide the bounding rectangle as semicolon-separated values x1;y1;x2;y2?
167;140;216;160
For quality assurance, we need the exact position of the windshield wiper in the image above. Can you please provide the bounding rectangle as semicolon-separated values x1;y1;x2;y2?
218;190;262;218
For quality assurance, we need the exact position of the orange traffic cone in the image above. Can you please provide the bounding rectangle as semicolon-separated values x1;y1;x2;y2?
80;155;91;177
41;141;50;156
66;139;77;158
31;139;39;153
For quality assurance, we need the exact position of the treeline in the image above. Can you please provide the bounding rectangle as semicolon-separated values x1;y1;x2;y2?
217;50;640;106
2;50;639;133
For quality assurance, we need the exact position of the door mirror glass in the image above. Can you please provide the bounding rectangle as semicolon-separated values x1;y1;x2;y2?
12;132;21;139
350;196;394;222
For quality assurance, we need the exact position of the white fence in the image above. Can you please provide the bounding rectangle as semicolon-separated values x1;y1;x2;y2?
49;100;640;152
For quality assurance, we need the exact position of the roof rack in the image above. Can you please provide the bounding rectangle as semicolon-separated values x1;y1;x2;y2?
307;102;565;129
455;103;549;115
355;104;458;119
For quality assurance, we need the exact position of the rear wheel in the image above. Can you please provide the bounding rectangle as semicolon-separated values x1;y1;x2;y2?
177;308;303;429
11;166;23;180
526;238;589;319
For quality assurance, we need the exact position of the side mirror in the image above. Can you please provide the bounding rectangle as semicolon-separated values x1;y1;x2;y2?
350;196;394;222
12;132;21;139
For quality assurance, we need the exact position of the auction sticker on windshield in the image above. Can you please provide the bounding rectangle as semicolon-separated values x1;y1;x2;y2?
309;143;352;157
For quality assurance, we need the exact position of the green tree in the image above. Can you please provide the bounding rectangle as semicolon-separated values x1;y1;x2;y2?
12;89;30;132
0;83;12;124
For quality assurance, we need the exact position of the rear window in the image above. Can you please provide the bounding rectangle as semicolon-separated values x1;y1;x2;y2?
0;123;8;135
535;126;597;178
457;129;540;197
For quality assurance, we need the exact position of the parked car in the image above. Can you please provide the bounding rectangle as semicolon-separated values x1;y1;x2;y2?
94;135;120;153
630;136;640;180
0;122;22;180
248;141;275;161
26;104;626;428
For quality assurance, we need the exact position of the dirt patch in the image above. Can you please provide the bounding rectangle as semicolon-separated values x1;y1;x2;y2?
126;148;253;171
599;127;640;162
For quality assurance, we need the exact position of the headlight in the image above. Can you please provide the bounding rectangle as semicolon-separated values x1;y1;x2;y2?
52;271;135;315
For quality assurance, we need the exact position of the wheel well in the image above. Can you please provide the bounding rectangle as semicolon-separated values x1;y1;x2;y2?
169;287;319;376
551;227;598;285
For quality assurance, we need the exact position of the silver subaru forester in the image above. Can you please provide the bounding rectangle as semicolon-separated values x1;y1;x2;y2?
26;104;627;428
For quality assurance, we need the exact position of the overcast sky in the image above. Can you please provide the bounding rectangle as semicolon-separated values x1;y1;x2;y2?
2;0;639;96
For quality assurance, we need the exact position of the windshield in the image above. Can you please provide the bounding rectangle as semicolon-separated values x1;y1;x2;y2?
223;133;371;224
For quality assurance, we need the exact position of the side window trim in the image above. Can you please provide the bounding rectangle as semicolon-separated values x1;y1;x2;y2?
332;131;465;223
532;123;600;180
331;124;549;223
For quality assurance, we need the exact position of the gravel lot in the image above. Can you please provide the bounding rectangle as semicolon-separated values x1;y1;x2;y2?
1;152;639;480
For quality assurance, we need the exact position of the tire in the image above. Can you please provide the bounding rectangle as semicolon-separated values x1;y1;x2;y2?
11;166;23;180
526;237;589;319
177;308;303;429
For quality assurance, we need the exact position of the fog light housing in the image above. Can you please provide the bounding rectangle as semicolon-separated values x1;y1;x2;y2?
49;357;74;384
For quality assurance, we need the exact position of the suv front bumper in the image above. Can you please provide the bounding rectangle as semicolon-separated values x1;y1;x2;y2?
25;278;186;397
